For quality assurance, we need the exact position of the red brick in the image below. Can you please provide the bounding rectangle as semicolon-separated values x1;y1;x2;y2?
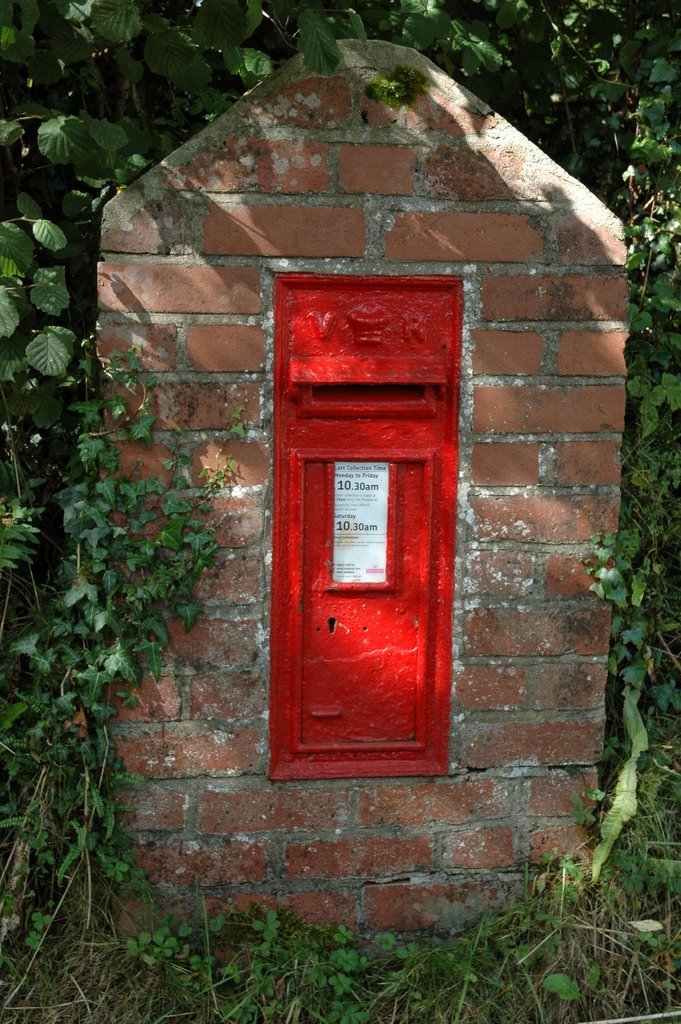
167;617;259;665
472;329;543;375
152;382;259;430
201;494;263;547
557;214;626;266
544;552;596;597
248;77;351;127
101;198;189;254
482;274;628;322
471;443;539;485
531;825;588;861
405;92;496;137
204;205;365;258
167;137;258;191
358;777;508;826
187;325;264;372
423;146;551;200
98;323;176;371
114;675;180;722
198;786;349;833
385;212;541;262
280;891;357;929
117;442;174;487
135;838;267;884
533;663;607;710
363;880;506;934
465;549;534;598
471;494;620;542
360;94;398;125
529;768;599;814
455;665;526;710
98;263;260;314
118;785;185;830
558;330;627;375
256;139;329;192
442;827;515;868
464;607;612;656
339;145;415;194
555;440;622;485
193;441;269;488
118;723;261;778
191;670;265;720
285;837;432;879
193;555;262;605
461;720;604;768
473;385;625;433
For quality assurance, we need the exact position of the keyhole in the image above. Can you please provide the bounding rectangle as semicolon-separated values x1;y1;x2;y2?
328;617;336;634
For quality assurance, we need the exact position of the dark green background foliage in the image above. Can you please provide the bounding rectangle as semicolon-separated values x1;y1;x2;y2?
0;0;679;944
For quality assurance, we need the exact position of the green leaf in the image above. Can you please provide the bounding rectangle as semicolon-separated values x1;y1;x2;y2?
91;0;141;42
542;974;581;1000
31;267;70;315
62;190;91;216
52;0;93;21
193;0;246;51
0;701;27;730
347;9;367;41
50;20;94;62
0;286;21;337
649;57;677;83
27;49;66;84
37;115;93;165
297;10;341;73
0;334;27;380
17;192;42;219
144;28;196;79
115;47;144;83
89;119;128;152
0;223;35;273
26;327;74;375
496;0;519;29
0;120;23;145
33;219;68;252
137;639;163;680
32;389;63;427
630;574;646;607
172;53;212;92
245;0;262;35
403;10;450;49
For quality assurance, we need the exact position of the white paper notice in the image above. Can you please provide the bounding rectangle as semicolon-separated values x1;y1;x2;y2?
333;462;389;583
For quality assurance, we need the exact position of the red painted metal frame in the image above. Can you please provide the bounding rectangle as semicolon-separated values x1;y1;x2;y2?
270;274;462;780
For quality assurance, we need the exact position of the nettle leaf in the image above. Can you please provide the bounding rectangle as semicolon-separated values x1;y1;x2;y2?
37;115;93;165
193;0;246;51
0;286;21;338
91;0;141;42
33;219;68;252
89;119;128;152
0;120;23;145
31;267;70;315
17;192;42;219
297;10;341;73
26;327;74;375
0;223;34;273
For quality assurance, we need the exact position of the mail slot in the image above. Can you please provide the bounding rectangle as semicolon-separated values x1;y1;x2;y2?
270;275;462;779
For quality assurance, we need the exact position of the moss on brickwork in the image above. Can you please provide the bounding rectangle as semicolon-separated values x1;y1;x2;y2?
365;64;429;109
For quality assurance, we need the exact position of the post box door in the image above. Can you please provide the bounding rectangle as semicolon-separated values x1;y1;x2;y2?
270;274;462;780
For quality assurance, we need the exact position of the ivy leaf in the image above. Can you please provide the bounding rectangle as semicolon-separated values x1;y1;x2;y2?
37;115;93;165
26;327;74;375
31;267;70;315
91;0;141;42
297;10;341;73
136;639;163;681
542;974;581;1001
33;219;68;252
649;57;677;83
0;286;21;338
0;120;23;145
0;223;34;274
193;0;245;51
89;118;128;152
17;192;42;219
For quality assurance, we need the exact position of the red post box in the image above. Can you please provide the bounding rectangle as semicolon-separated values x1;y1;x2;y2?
270;275;462;779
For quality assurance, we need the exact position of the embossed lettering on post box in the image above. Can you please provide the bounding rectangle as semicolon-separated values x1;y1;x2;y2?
270;275;462;779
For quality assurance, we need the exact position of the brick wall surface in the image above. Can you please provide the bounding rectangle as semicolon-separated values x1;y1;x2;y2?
99;40;627;937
